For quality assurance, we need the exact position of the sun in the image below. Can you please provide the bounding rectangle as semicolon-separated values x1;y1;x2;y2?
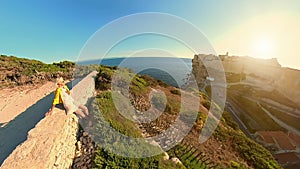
253;38;275;59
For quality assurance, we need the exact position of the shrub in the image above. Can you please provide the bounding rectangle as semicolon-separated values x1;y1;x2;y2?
170;89;181;95
151;94;167;111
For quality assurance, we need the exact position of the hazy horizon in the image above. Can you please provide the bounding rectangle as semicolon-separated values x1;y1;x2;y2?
3;53;299;71
1;1;300;69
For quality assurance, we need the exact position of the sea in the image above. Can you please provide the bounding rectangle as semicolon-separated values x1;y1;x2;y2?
78;57;193;87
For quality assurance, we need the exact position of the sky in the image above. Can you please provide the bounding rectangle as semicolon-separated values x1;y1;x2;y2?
1;0;300;69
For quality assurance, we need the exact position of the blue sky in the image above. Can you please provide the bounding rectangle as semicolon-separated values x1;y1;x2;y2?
1;0;300;69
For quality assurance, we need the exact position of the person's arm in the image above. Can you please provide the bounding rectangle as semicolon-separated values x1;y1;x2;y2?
64;85;71;95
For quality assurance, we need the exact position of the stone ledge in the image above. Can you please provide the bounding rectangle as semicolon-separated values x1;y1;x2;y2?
1;71;97;169
1;111;78;169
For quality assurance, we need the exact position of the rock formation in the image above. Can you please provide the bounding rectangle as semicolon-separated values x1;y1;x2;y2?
192;54;300;105
72;130;96;169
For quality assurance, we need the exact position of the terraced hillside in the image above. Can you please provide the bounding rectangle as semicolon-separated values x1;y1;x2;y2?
192;54;300;168
88;65;280;169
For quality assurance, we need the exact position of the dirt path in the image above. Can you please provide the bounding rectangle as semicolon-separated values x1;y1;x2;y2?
0;82;56;125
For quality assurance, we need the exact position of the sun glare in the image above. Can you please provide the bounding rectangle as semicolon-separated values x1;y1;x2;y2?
254;38;275;59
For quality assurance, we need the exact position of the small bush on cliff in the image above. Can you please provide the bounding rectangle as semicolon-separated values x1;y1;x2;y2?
170;89;181;95
95;65;114;90
91;92;179;169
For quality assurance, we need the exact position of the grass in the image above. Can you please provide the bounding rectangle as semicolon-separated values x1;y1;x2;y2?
226;72;246;83
0;55;102;88
261;103;300;131
222;111;239;130
228;84;286;133
96;91;141;137
0;55;74;76
231;130;280;169
231;94;285;133
214;123;281;169
167;144;207;169
228;84;300;110
92;66;185;168
91;65;281;169
92;91;184;169
165;96;181;115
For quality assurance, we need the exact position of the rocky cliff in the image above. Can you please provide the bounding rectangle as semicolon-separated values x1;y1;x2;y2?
0;71;96;169
192;54;300;105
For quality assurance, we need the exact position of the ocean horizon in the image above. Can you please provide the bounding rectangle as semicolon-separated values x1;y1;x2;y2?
77;57;193;87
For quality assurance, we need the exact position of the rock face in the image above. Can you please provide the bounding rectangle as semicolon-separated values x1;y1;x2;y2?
275;68;300;105
0;111;79;169
192;54;300;105
0;71;97;169
192;54;208;88
72;131;96;169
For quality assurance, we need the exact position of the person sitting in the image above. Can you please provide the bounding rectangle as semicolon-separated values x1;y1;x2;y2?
46;77;88;118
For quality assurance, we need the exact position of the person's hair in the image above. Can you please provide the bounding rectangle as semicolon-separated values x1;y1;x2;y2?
56;77;65;88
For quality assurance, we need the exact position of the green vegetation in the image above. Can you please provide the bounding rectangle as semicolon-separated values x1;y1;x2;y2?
96;91;141;137
92;65;281;169
226;72;246;83
198;89;281;168
228;84;300;110
91;92;167;168
232;131;280;169
151;93;167;111
92;65;185;168
0;55;74;76
0;55;97;88
261;104;300;131
166;97;181;115
241;96;282;131
130;74;149;96
74;64;99;77
0;54;99;89
256;89;300;110
204;85;211;98
222;111;239;130
167;144;207;169
229;160;247;169
95;65;117;90
170;89;181;95
228;85;286;133
95;65;181;115
214;121;281;169
201;98;211;110
93;147;182;169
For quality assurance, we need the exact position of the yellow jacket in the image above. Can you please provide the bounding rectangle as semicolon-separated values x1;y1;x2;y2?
52;85;70;105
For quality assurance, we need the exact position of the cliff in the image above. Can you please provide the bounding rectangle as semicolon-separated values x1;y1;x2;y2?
0;71;97;169
91;65;280;169
192;54;300;168
193;54;300;105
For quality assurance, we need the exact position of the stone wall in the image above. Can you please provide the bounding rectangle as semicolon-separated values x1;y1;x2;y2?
0;71;97;169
